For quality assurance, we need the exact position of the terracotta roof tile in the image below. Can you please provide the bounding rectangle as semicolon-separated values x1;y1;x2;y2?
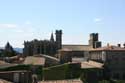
0;79;13;83
23;56;45;65
62;45;91;51
81;60;103;69
90;46;125;51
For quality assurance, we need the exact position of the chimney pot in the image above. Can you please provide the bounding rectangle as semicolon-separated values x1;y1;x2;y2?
123;43;125;48
117;44;121;47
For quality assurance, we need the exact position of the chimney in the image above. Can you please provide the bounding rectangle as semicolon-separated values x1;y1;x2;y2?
123;43;125;48
117;44;121;47
107;43;110;47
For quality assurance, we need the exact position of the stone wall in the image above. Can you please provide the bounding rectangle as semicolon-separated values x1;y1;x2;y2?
0;71;32;83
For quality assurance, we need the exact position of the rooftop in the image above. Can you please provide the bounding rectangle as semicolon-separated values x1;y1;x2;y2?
62;44;91;51
90;46;125;51
81;60;103;69
0;63;17;69
0;60;9;65
23;56;45;65
0;79;13;83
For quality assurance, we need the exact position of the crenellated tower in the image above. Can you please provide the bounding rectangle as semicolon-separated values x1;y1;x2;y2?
55;30;62;49
89;33;101;48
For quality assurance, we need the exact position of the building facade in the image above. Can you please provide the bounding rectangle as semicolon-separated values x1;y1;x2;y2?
57;33;102;63
0;71;32;83
89;33;102;48
88;45;125;79
23;30;62;56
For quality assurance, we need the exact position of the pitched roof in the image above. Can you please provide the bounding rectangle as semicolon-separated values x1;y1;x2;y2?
0;60;9;65
90;46;125;51
35;54;59;62
62;44;91;51
0;79;13;83
23;56;45;65
0;70;29;73
81;60;103;69
0;64;18;69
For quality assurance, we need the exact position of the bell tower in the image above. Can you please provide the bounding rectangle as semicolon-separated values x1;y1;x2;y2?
55;30;62;49
89;33;101;48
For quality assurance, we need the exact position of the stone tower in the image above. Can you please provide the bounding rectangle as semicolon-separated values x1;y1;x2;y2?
89;33;101;48
55;30;62;49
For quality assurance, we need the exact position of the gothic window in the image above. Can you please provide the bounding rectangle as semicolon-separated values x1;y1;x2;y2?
13;73;19;83
102;51;106;61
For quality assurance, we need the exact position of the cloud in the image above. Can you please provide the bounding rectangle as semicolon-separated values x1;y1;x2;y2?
25;20;31;25
14;29;24;33
0;23;18;28
94;18;102;23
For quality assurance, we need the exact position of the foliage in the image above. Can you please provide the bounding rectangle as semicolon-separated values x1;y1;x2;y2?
43;63;81;80
3;50;16;57
80;68;103;83
98;80;110;83
80;73;88;83
0;64;43;80
3;42;16;57
112;80;125;83
35;66;43;80
0;64;31;71
98;80;125;83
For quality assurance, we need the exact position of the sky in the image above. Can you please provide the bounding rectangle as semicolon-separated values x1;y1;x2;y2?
0;0;125;48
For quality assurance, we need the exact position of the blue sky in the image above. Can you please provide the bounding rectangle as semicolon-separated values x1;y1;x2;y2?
0;0;125;47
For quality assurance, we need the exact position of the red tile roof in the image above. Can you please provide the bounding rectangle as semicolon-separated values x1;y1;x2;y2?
62;44;91;51
23;56;45;65
90;46;125;51
0;79;13;83
81;60;103;69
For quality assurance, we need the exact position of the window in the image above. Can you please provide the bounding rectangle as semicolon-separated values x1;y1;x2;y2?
102;51;106;61
13;73;19;83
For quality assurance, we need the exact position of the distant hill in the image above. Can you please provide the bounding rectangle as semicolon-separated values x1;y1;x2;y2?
0;47;23;53
14;48;23;53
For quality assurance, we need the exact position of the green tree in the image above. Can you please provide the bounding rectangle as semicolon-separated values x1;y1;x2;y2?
80;73;88;83
3;42;16;57
98;80;110;83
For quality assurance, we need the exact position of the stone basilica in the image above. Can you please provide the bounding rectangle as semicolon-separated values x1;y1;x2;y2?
23;30;62;56
23;29;102;58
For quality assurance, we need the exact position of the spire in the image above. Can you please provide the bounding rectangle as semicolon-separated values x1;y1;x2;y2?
5;42;11;49
5;42;13;52
50;32;54;42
